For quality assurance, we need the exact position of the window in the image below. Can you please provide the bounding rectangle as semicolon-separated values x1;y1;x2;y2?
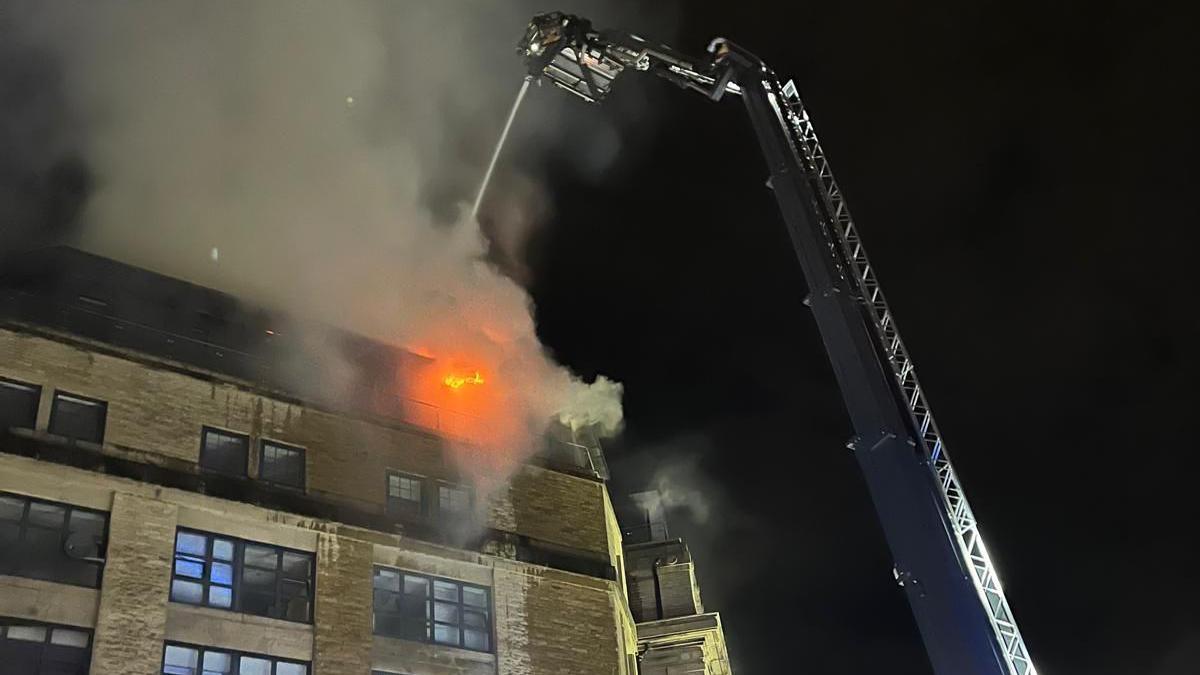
0;378;40;432
170;529;313;623
259;441;305;490
0;619;92;675
47;392;106;444
372;567;491;652
386;472;423;515
0;493;107;588
437;484;471;516
199;428;249;477
162;643;308;675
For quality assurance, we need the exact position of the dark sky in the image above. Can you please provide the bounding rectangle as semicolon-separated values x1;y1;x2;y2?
527;2;1199;674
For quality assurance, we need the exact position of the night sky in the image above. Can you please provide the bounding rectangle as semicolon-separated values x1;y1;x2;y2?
526;2;1198;674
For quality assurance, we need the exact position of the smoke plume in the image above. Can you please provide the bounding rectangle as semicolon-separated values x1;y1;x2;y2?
0;33;91;255
3;1;667;486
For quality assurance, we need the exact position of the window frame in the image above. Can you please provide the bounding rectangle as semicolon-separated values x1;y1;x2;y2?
436;482;472;517
372;566;493;653
47;390;107;444
0;492;109;589
385;471;425;516
0;377;42;432
169;528;315;624
258;439;306;491
161;640;309;675
0;617;93;675
198;426;251;478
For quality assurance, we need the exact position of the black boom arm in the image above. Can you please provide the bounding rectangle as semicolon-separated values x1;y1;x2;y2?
518;12;1037;675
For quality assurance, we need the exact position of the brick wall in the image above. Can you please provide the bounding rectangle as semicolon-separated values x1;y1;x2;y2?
497;465;609;555
495;561;631;675
90;492;178;675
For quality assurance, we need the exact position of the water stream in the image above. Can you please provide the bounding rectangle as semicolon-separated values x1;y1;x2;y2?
471;76;533;220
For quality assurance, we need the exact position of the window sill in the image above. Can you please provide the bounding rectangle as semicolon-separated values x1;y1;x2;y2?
258;480;306;494
0;574;100;629
371;633;496;672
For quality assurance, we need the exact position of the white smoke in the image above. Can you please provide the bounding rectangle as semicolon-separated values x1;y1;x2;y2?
649;453;713;524
5;0;670;475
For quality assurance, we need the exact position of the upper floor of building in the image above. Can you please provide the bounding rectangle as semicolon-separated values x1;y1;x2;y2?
0;247;620;582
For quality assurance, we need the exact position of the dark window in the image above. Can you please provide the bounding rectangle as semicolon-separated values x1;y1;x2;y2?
437;483;471;516
47;392;106;444
259;441;305;490
0;378;41;433
372;567;491;652
386;472;423;515
0;493;107;588
199;428;249;477
170;529;313;623
162;642;308;675
0;619;92;675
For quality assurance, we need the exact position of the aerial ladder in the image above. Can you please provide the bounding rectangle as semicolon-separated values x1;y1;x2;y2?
516;13;1037;675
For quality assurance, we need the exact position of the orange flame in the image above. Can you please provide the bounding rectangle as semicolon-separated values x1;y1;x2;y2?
443;370;484;389
396;346;524;491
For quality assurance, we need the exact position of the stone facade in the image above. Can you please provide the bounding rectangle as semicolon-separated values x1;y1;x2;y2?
0;451;640;674
0;321;640;674
89;493;178;675
313;532;374;674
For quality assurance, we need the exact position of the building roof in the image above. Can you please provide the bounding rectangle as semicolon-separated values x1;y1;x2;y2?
0;246;607;478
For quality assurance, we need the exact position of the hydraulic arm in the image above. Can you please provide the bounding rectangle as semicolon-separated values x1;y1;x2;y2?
518;13;1037;675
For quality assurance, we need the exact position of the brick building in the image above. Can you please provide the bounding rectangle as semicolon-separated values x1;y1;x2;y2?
0;247;731;675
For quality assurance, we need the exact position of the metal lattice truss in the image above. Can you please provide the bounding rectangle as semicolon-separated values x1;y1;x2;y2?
775;79;1037;675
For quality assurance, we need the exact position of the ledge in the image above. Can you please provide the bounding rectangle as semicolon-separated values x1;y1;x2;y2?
372;634;495;675
165;603;314;662
1;432;615;582
637;612;724;640
0;574;100;629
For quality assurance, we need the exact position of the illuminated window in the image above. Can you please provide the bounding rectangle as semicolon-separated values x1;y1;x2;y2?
0;378;40;433
162;643;308;675
437;484;471;515
0;619;92;674
372;567;491;652
259;441;305;490
199;428;249;477
0;493;107;588
386;472;423;515
47;392;106;444
170;529;313;623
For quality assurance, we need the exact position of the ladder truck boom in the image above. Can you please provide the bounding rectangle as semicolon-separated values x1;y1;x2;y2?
518;13;1037;675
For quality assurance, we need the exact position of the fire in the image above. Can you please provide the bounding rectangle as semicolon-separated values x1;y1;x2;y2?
443;371;485;389
396;345;526;491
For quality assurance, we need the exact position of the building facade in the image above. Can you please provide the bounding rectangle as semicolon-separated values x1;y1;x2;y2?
0;248;688;674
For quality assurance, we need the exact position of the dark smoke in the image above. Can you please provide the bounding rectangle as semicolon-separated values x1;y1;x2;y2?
0;38;91;256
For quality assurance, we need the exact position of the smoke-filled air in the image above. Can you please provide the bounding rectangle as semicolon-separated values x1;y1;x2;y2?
2;0;647;490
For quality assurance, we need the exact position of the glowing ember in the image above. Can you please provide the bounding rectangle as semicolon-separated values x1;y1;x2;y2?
443;371;484;389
